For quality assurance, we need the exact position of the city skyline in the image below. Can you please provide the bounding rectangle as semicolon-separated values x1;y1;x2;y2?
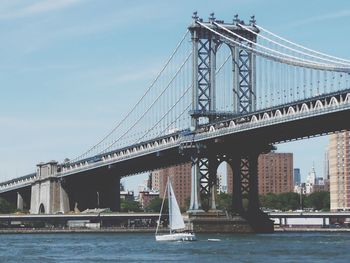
0;1;349;193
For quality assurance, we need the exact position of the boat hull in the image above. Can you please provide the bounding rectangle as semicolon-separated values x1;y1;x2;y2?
155;233;196;242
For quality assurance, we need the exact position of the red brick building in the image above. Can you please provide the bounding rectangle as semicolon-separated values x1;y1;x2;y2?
151;163;191;210
227;152;293;195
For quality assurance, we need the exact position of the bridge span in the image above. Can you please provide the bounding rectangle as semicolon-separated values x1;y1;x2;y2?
1;13;350;233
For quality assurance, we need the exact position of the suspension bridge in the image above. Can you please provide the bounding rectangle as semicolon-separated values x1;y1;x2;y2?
1;13;350;232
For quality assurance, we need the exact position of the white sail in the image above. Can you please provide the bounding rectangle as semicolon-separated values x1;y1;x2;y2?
168;180;185;231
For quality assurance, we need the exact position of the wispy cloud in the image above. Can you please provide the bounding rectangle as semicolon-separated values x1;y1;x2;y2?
285;9;350;29
0;0;82;19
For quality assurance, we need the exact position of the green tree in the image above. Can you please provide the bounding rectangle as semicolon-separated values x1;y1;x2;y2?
145;197;168;213
216;193;232;212
260;193;280;210
304;191;330;211
120;199;142;212
0;198;15;213
279;192;300;211
259;192;300;211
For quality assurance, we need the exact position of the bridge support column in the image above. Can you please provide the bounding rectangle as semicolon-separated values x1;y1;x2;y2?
30;179;70;214
188;157;203;212
230;157;244;214
99;174;120;212
17;192;23;211
234;151;273;233
30;161;70;214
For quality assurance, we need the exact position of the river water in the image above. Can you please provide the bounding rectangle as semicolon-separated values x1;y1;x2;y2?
0;232;349;262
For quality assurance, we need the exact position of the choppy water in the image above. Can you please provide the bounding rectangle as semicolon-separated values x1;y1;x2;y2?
0;232;349;262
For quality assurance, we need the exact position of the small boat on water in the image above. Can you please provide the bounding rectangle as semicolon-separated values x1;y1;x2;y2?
208;239;221;242
155;177;196;242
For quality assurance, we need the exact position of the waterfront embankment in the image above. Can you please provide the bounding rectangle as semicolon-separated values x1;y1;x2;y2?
2;226;350;234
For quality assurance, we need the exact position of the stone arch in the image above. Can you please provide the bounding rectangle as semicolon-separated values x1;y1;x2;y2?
39;203;45;214
229;120;236;127
209;126;215;132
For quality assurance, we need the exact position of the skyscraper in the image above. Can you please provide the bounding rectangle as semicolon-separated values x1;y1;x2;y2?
329;131;350;211
293;168;301;186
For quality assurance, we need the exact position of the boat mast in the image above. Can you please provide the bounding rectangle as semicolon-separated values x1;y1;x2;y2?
168;177;172;234
155;177;168;236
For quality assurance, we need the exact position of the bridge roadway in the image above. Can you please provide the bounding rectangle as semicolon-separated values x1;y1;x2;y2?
0;211;348;224
0;212;160;222
1;88;350;194
268;212;350;219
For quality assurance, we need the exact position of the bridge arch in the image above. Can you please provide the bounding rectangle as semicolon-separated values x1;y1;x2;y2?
209;126;215;132
329;97;339;106
229;121;236;127
274;110;282;118
300;103;309;112
262;113;270;120
251;115;258;122
345;93;350;103
314;100;323;109
39;203;45;214
287;106;295;115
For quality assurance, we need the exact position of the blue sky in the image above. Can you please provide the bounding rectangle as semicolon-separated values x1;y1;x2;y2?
0;0;349;191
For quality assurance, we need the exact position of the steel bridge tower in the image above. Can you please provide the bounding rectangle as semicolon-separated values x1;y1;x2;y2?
186;13;273;232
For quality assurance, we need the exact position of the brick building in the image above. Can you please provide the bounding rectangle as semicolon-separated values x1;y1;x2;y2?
329;131;350;211
227;152;293;195
150;163;191;210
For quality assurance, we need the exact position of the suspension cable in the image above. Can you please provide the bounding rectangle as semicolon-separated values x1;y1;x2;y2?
197;21;350;72
71;30;190;162
99;52;192;154
238;23;350;66
212;21;348;70
256;25;350;63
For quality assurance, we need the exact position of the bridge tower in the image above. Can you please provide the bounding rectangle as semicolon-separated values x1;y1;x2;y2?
30;161;70;214
187;13;273;232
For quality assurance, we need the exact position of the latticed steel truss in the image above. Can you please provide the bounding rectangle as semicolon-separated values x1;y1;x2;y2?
199;158;210;194
197;39;211;112
237;49;253;114
240;157;250;195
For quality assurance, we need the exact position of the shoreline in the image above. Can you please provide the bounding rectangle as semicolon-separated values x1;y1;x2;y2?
1;227;350;234
274;227;350;232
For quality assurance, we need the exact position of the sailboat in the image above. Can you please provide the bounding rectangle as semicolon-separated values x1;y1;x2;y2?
155;177;196;241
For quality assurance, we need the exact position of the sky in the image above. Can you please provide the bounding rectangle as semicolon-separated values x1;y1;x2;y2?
0;0;349;192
